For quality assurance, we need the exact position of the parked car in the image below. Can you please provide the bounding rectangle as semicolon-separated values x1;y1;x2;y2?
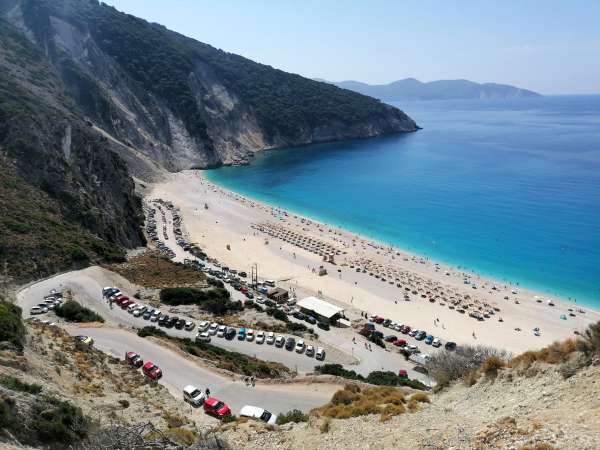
208;322;219;335
184;321;195;331
30;306;45;315
246;329;255;341
142;309;153;320
295;339;305;353
142;362;162;380
285;337;296;350
305;345;315;357
315;347;326;361
275;335;285;347
75;335;94;346
317;321;330;331
305;315;317;325
432;338;441;348
183;385;206;406
175;319;186;330
150;311;161;322
125;351;143;368
256;331;265;344
203;397;231;419
239;405;277;425
374;317;385;324
384;335;397;342
266;332;275;345
383;319;392;328
425;335;434;345
198;321;210;331
196;332;211;343
166;317;177;328
445;341;457;351
225;327;236;340
158;315;169;326
292;311;306;321
398;369;408;379
238;327;246;340
393;339;407;347
217;325;227;338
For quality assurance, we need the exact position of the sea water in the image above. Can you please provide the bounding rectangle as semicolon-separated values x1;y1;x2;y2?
205;96;600;308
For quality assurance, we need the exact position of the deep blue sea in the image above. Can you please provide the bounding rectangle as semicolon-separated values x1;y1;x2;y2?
205;96;600;308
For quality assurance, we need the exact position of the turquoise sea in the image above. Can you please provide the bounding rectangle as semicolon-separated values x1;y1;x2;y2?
205;96;600;308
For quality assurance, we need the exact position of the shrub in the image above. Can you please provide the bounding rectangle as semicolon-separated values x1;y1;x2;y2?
426;345;510;387
0;302;26;351
582;321;600;355
276;409;308;425
317;385;407;420
55;300;104;323
315;364;427;390
31;395;89;444
118;399;129;409
137;326;167;338
480;356;506;377
286;322;308;333
319;417;331;433
0;375;42;394
159;287;242;315
410;392;430;403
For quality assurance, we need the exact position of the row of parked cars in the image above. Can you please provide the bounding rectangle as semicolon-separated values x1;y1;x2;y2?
195;322;326;360
102;287;327;361
124;351;277;423
145;204;176;259
368;315;457;351
29;291;63;315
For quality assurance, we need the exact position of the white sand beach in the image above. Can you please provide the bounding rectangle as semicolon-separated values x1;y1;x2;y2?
147;170;600;354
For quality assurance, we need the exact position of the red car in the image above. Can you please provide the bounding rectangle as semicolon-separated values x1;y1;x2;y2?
125;351;143;368
120;299;134;309
142;361;163;380
398;370;408;379
374;317;385;324
393;339;407;347
401;326;411;334
203;397;231;419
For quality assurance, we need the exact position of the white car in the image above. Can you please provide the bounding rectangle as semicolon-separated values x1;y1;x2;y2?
369;315;377;322
198;321;210;331
305;345;315;357
256;331;265;344
295;339;305;353
316;347;325;361
432;338;441;348
150;311;161;322
196;331;211;343
208;322;219;335
246;329;255;341
256;296;265;304
132;308;143;317
217;325;227;338
30;306;45;315
266;332;275;345
183;385;206;406
275;335;285;347
184;321;195;331
239;405;277;425
127;304;138;313
394;323;404;332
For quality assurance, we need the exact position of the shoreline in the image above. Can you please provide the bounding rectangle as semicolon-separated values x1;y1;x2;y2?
147;170;600;354
204;168;597;310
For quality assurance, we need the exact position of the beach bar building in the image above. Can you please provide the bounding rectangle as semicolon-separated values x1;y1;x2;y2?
297;296;344;324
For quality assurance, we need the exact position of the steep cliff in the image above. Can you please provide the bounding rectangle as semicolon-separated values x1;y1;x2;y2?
0;17;144;281
0;0;418;171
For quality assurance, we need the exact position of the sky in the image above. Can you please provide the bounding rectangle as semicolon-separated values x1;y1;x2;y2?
104;0;600;95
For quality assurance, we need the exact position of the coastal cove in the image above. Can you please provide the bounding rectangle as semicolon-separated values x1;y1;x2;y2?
205;96;600;309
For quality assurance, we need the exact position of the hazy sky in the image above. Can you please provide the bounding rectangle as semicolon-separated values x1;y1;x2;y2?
104;0;600;95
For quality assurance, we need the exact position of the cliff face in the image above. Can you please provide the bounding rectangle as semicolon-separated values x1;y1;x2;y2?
0;17;144;280
0;0;418;172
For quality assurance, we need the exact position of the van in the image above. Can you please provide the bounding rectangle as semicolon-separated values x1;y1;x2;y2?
315;347;326;361
264;280;275;287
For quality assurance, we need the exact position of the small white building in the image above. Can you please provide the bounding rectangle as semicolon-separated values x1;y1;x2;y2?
297;296;344;323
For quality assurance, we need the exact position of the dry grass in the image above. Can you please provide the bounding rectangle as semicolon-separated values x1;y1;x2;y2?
165;427;197;446
510;339;582;369
519;443;556;450
107;250;207;289
480;356;506;377
319;417;331;434
315;385;413;420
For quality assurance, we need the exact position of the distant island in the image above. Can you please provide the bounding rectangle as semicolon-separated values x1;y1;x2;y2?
317;78;542;101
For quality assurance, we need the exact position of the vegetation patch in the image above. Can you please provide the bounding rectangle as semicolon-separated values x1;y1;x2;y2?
137;326;292;378
314;384;415;421
314;363;428;390
0;375;42;394
55;299;104;323
276;409;308;425
107;250;207;289
0;301;26;351
160;287;243;315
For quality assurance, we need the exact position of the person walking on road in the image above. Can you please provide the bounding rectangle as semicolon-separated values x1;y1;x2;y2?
205;388;210;397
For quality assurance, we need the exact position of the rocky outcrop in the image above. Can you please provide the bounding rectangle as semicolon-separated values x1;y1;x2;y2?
0;0;418;173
